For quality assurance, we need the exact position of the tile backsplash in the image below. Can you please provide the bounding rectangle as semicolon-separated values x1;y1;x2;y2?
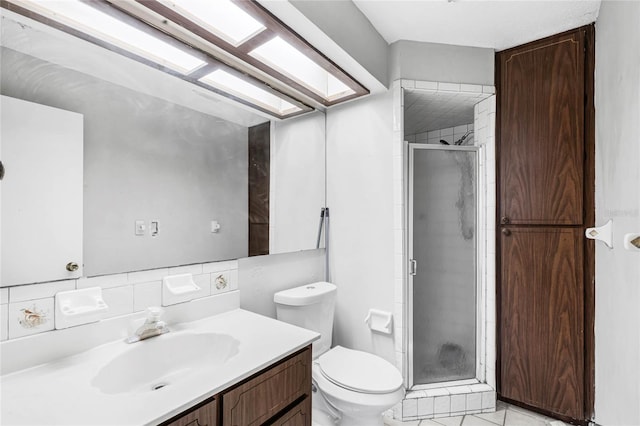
0;260;238;341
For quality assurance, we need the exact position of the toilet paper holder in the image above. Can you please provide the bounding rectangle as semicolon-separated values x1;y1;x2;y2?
365;309;393;334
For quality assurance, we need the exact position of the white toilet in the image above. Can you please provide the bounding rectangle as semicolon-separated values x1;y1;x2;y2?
274;281;404;426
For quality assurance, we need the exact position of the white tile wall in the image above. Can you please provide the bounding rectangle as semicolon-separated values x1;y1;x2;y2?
8;297;55;338
434;395;451;415
77;273;128;290
168;264;203;276
0;260;239;343
10;280;76;302
101;285;134;319
192;274;212;299
0;303;8;341
394;80;497;421
128;268;169;284
418;397;435;417
133;281;162;312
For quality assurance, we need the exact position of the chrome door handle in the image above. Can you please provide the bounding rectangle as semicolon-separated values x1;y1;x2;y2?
409;259;417;276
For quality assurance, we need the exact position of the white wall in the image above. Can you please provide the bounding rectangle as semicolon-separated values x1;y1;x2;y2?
594;2;640;425
290;0;389;89
238;249;325;319
389;41;494;85
270;112;326;254
326;92;397;364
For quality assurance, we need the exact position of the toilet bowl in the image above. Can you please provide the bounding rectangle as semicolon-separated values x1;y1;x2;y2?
274;282;405;426
313;346;404;426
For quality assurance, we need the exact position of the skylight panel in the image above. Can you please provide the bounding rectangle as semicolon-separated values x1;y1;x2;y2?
162;0;266;46
249;36;355;101
199;70;301;116
28;0;206;74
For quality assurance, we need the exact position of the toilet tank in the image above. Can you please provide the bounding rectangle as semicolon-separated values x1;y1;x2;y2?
274;282;336;358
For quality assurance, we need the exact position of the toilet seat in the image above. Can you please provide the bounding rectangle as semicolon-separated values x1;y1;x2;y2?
317;346;403;394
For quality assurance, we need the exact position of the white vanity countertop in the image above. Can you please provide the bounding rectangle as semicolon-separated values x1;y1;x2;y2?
0;309;319;425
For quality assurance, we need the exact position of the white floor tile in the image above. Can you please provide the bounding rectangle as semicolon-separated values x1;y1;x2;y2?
462;416;499;426
433;415;464;426
419;420;443;426
384;416;420;426
504;410;546;426
473;406;506;425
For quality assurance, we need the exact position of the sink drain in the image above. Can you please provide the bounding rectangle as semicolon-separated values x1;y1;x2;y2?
151;383;169;391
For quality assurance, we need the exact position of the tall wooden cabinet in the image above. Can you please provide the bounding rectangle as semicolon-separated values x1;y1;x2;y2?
496;26;595;421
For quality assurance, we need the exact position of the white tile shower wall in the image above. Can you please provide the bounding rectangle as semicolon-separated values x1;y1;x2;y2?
410;123;475;146
0;260;238;342
393;79;497;421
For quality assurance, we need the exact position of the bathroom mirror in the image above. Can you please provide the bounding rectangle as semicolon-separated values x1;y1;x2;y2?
0;9;325;284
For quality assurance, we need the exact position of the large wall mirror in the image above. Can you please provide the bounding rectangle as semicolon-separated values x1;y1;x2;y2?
0;9;325;285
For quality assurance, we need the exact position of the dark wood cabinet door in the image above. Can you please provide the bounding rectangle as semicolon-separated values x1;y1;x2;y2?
164;398;216;426
222;347;311;426
497;25;595;421
499;30;585;225
271;397;311;426
500;227;584;419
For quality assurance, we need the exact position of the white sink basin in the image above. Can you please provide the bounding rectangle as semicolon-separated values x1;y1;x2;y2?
91;331;239;394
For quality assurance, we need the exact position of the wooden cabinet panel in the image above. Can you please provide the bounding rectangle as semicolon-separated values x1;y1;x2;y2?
499;30;584;225
271;397;311;426
222;347;311;426
500;227;584;418
248;122;270;256
164;398;216;426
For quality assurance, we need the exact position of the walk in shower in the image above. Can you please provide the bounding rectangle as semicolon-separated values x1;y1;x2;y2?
404;88;492;390
409;144;478;385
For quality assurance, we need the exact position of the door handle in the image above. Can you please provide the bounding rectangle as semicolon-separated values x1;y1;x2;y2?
66;262;79;272
409;259;417;276
500;216;510;225
502;229;511;236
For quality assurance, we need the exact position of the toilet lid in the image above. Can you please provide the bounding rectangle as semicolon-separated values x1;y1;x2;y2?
317;346;403;394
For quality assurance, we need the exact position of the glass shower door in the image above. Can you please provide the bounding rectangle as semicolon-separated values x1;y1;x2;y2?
409;144;478;386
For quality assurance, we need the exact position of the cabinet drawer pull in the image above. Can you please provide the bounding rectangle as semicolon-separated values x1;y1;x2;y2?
502;229;512;236
500;216;510;224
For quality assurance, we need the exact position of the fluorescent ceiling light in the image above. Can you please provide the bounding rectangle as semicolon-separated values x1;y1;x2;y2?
250;37;355;101
162;0;265;46
27;0;205;73
199;70;300;116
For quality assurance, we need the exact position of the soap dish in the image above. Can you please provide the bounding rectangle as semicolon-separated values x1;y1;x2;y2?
162;273;201;306
55;287;109;330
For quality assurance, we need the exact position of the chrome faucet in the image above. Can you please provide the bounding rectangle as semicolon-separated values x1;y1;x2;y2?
126;307;169;343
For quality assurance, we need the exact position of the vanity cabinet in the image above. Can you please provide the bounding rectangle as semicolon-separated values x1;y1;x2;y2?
165;397;217;426
162;345;311;426
221;346;311;426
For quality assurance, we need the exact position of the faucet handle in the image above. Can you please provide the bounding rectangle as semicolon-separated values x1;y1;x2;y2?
146;307;162;322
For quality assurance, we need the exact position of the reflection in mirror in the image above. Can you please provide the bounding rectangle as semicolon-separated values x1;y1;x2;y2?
0;9;325;285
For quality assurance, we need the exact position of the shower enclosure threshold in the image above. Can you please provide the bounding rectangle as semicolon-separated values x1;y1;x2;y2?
411;378;478;391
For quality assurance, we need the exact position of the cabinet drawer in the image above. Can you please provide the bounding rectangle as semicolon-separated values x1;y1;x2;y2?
222;347;311;426
164;397;216;426
271;397;311;426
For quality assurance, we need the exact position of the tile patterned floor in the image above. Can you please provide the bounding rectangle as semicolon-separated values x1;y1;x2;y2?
384;401;571;426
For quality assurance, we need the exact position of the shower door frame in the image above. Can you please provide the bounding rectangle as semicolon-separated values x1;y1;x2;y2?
407;143;485;390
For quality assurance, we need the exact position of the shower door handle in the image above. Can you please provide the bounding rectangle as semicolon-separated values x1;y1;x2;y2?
409;259;417;276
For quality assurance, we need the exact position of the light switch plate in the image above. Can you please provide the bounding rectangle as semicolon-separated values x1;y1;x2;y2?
135;220;145;236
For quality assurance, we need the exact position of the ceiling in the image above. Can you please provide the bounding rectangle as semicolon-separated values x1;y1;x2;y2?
404;89;491;135
352;0;601;51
